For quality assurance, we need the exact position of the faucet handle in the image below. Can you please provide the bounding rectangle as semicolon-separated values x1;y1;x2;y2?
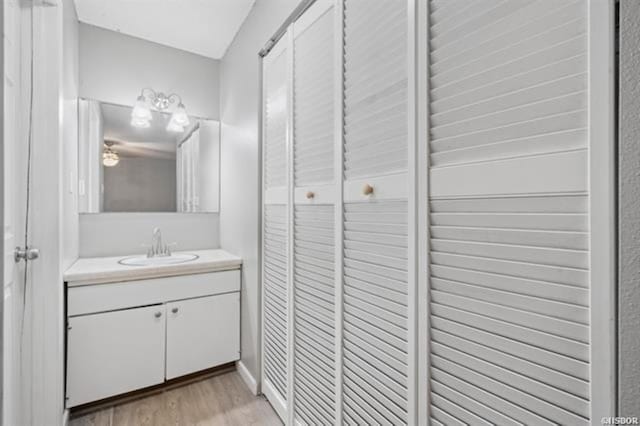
166;242;178;256
140;243;153;258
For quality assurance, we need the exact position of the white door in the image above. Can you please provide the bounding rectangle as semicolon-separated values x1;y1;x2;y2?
291;1;337;424
261;33;290;420
340;0;415;424
165;293;240;380
66;305;166;407
3;0;27;424
424;1;615;424
4;1;89;423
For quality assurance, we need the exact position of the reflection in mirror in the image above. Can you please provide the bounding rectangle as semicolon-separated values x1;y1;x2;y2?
78;99;219;213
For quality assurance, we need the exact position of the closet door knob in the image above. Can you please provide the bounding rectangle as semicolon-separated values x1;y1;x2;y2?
363;184;374;195
172;307;179;314
154;312;162;318
306;191;315;200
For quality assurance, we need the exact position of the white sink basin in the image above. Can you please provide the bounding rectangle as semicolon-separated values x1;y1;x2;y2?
118;253;199;267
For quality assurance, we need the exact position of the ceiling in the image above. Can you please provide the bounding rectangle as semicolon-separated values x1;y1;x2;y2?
101;103;197;160
73;0;256;59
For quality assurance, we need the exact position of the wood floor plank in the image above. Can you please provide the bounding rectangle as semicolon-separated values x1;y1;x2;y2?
69;371;281;426
68;409;113;426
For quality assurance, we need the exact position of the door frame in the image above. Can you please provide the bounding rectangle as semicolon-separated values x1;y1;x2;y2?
588;0;617;419
0;0;5;419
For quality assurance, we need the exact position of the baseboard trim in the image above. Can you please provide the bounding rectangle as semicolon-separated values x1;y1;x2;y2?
262;379;286;423
236;360;258;396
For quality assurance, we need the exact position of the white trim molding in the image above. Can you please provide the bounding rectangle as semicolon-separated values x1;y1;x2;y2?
588;0;617;420
236;360;259;396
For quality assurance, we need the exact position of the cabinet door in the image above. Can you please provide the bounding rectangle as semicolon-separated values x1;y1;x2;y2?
66;305;166;407
165;293;240;380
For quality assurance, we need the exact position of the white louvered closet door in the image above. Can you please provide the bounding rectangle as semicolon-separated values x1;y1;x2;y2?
291;1;338;424
425;1;615;425
342;0;416;425
262;34;290;420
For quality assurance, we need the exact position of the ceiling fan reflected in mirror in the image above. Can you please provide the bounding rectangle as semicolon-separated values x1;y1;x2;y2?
131;88;190;132
103;141;120;167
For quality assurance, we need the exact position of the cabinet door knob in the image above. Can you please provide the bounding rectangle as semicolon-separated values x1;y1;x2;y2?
363;184;374;195
172;307;179;314
154;312;162;318
306;191;315;200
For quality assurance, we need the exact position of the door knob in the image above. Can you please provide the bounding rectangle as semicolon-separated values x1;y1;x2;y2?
154;311;162;318
306;191;315;200
172;307;179;314
14;246;40;263
363;184;374;196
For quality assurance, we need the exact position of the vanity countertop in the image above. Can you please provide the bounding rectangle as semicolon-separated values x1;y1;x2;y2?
64;249;242;286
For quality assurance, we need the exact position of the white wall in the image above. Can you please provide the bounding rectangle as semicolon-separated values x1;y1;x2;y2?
79;213;219;258
79;23;220;120
619;0;640;416
219;0;300;384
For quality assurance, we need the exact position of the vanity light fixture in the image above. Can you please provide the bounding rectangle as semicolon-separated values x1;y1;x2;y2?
103;141;120;167
130;88;191;131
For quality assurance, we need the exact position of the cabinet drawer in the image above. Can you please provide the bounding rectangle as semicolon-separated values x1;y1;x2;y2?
68;270;240;316
66;305;166;407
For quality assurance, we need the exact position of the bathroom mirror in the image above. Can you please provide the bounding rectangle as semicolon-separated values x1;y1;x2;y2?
77;99;219;213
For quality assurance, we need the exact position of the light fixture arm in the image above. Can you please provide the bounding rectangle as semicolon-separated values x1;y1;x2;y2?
167;93;184;106
138;88;184;111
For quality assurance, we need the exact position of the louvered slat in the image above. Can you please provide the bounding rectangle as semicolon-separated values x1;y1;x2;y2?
428;194;591;424
294;205;335;424
343;0;407;180
294;6;334;187
343;201;408;424
429;0;588;168
263;205;288;400
264;48;288;189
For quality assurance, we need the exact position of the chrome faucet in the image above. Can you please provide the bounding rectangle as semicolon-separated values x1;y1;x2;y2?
147;227;171;258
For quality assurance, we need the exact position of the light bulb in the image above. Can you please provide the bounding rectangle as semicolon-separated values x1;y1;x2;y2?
131;95;152;121
131;117;151;128
170;103;190;127
166;119;184;133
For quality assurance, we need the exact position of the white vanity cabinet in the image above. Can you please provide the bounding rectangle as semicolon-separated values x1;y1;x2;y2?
65;268;241;408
